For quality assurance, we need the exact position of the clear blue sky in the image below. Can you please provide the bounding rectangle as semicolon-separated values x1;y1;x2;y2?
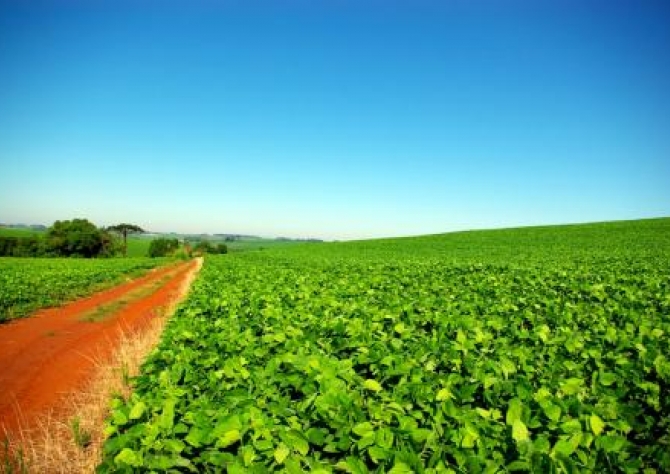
1;0;668;240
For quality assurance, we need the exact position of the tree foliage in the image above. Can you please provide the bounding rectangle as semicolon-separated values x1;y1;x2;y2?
107;223;144;257
148;238;180;258
45;219;114;257
192;241;228;255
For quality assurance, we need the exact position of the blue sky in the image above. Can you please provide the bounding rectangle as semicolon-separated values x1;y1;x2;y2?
1;0;668;239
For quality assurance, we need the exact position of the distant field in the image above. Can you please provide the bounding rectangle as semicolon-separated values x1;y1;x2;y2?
0;227;44;237
223;238;304;252
101;218;670;472
126;237;153;257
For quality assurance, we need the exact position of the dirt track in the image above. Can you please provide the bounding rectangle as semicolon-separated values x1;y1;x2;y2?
0;259;200;438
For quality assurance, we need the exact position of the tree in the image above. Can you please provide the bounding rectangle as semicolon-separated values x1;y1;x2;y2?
45;219;108;258
148;238;179;258
107;223;144;257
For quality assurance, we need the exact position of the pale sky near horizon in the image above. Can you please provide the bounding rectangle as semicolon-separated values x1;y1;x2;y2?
1;0;669;240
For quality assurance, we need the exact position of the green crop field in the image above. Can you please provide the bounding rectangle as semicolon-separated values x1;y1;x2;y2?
0;227;44;238
101;218;670;473
126;237;154;257
0;257;169;321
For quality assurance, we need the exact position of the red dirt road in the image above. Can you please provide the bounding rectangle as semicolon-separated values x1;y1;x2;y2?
0;259;200;438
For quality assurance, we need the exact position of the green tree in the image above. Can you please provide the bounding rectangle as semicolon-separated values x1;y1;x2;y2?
45;219;108;258
107;223;144;257
148;238;179;258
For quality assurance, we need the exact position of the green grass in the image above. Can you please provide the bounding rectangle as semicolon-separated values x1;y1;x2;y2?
125;237;154;257
101;218;670;472
0;227;44;238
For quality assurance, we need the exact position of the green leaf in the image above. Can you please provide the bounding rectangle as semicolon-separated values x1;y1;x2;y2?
112;409;128;426
274;443;290;464
357;432;376;449
436;388;452;401
368;446;388;463
512;419;529;442
286;430;310;456
338;456;369;474
410;428;432;443
364;379;383;392
561;419;581;434
217;429;240;448
597;435;626;453
388;461;414;474
129;401;146;420
599;372;617;386
159;400;175;431
590;414;605;436
542;402;561;422
240;445;255;466
114;448;143;467
560;378;583;395
376;427;394;449
353;422;374;437
506;398;524;426
185;427;205;447
552;439;576;458
507;461;531;471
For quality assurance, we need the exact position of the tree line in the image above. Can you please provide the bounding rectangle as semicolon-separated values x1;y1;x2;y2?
0;219;228;258
0;219;120;257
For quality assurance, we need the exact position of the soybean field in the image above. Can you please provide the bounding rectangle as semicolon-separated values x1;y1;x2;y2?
101;218;670;473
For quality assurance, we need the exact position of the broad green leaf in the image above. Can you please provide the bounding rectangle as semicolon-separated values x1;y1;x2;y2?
114;448;142;467
590;415;605;436
552;439;576;458
274;443;290;464
475;407;491;419
597;435;626;453
353;422;374;437
240;445;256;466
512;419;529;442
129;401;146;420
185;427;205;447
368;446;388;463
389;461;414;474
506;398;524;425
561;419;581;434
436;388;452;401
376;427;394;449
560;378;583;395
217;429;240;448
364;379;383;392
542;402;561;422
286;430;310;456
599;372;617;386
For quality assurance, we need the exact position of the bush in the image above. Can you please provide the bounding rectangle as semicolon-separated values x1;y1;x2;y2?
192;241;227;255
148;238;180;258
45;219;111;258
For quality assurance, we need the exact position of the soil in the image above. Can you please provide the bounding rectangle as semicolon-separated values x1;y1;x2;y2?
0;259;201;439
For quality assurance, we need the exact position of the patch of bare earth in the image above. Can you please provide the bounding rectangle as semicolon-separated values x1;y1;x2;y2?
0;257;203;473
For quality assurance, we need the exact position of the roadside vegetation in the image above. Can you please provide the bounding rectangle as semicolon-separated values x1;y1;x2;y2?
100;218;670;472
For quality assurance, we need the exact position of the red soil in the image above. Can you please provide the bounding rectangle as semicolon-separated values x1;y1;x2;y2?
0;259;199;439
